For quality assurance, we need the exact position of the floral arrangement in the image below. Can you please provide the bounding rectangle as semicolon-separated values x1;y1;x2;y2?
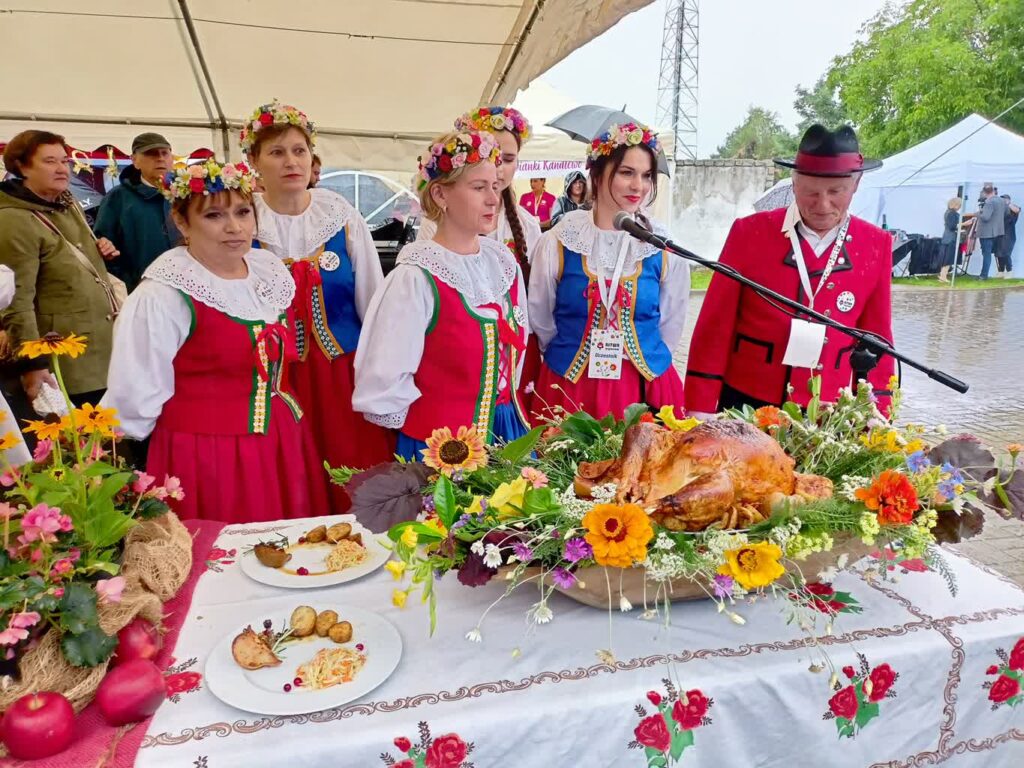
454;106;531;144
160;159;255;201
239;99;316;153
0;333;181;669
587;122;661;168
823;656;899;739
416;132;501;191
629;680;713;766
380;722;473;768
983;637;1023;710
361;375;1022;648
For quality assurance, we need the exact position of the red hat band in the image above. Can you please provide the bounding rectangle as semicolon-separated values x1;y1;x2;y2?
794;151;865;175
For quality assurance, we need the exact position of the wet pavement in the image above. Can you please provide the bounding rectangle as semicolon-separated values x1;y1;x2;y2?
674;285;1024;585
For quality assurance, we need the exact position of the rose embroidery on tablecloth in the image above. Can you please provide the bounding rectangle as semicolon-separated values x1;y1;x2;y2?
204;546;237;573
628;678;714;766
164;656;203;703
823;654;899;738
791;582;863;615
872;547;929;573
983;637;1024;710
380;721;474;768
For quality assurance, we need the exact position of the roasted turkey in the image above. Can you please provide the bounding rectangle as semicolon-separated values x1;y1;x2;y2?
575;420;832;531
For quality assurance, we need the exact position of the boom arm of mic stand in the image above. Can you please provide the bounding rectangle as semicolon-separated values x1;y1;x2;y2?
638;231;969;395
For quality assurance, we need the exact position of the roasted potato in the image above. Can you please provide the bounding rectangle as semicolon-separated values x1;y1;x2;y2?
253;543;290;569
348;532;363;547
328;621;353;644
305;525;327;543
326;522;352;543
315;610;339;637
290;605;317;637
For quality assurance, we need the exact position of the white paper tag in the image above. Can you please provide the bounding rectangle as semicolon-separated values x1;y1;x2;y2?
588;328;624;380
782;318;826;369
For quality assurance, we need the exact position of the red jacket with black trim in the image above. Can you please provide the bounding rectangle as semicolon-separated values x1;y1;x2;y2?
684;207;895;413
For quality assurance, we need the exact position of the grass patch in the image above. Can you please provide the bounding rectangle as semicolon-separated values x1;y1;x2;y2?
893;276;1024;290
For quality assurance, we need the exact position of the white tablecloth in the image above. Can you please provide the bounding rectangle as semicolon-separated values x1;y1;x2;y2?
137;516;1024;768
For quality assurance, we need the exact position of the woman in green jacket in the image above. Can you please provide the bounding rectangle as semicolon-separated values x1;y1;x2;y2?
0;130;120;406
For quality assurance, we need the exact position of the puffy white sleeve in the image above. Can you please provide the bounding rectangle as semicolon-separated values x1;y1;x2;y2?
352;264;434;429
0;265;15;309
347;214;385;320
526;230;561;352
520;208;543;261
100;281;192;440
658;253;691;352
415;218;437;242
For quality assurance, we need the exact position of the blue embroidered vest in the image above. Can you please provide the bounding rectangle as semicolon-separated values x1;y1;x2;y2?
544;243;672;382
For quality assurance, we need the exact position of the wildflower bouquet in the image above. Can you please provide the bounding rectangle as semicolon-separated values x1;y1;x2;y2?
0;333;183;671
365;377;1019;638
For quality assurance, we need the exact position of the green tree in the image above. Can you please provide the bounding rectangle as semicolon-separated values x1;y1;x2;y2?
826;0;1024;157
794;75;848;133
713;106;797;160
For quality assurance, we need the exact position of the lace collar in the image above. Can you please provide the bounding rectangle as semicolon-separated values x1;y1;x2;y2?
553;209;668;269
143;247;295;319
254;188;355;257
396;238;517;307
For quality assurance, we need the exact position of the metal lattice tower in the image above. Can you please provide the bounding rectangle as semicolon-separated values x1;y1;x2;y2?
656;0;699;161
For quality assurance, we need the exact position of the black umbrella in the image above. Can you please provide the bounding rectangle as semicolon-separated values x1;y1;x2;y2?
547;105;671;176
70;174;105;211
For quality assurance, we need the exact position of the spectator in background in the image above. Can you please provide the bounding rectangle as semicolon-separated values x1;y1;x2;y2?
94;132;178;291
0;130;118;407
549;169;587;226
999;193;1019;278
938;197;962;283
520;177;555;227
966;183;1006;279
308;153;322;188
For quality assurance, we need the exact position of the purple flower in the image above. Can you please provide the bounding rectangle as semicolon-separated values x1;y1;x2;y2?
421;494;435;512
937;478;959;501
941;462;965;484
512;542;534;562
905;450;930;473
712;574;734;599
451;513;471;530
551;567;576;589
564;537;593;563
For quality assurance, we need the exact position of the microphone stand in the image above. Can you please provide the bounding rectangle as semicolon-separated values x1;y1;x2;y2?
616;221;969;395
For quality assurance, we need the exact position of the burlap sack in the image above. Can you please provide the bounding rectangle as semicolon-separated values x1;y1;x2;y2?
0;512;193;718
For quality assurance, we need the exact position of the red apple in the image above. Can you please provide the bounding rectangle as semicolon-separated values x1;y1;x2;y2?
96;659;167;726
0;691;75;760
112;617;162;666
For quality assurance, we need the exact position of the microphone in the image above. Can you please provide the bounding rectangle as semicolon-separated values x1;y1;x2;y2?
612;211;667;248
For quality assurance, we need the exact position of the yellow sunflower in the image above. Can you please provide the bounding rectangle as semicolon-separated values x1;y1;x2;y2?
0;431;22;452
71;403;120;437
718;541;785;590
656;405;700;432
22;417;68;442
421;425;487;476
19;332;88;359
582;503;654;568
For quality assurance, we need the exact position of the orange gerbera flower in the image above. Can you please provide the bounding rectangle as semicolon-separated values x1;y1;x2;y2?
855;469;920;525
582;503;654;568
754;406;784;429
421;426;487;476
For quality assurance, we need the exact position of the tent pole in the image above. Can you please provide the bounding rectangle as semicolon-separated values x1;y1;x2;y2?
950;182;967;289
177;0;231;160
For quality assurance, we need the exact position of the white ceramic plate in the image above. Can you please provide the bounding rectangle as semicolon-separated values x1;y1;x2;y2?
205;599;402;716
239;519;388;589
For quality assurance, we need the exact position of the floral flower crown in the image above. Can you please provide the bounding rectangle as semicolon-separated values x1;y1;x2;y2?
454;106;531;144
416;131;501;191
160;159;255;201
587;122;660;168
239;100;316;153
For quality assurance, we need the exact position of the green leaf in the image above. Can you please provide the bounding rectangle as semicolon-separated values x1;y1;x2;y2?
521;486;560;516
324;462;359;488
61;626;117;667
92;471;134;506
498;426;544;464
135;496;171;520
58;583;98;634
82;499;137;549
854;700;880;728
670;727;695;759
558;411;605;445
622;403;650;430
644;747;668;768
433;475;458;529
834;717;856;739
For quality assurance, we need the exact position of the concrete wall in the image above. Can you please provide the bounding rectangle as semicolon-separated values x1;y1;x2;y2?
670;159;775;262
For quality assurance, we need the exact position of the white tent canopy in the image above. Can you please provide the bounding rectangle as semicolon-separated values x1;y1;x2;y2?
0;0;652;174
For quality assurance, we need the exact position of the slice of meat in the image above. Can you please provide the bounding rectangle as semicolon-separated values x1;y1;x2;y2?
653;469;735;532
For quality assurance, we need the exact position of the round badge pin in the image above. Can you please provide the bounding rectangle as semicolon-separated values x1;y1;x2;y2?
255;280;272;300
319;251;341;272
836;291;856;312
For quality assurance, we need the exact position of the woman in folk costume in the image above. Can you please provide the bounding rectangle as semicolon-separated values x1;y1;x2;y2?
102;160;329;522
242;101;393;504
353;130;530;460
528;123;690;421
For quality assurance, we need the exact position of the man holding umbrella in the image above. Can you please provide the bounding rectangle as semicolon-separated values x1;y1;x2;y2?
684;124;896;415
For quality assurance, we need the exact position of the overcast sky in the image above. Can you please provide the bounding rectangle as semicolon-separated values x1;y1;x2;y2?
538;0;891;157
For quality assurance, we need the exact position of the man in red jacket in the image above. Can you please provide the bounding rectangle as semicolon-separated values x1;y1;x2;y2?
684;124;894;416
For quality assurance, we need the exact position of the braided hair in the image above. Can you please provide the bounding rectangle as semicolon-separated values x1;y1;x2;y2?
502;185;529;278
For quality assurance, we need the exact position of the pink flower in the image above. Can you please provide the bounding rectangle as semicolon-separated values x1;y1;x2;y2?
0;467;20;487
9;612;40;630
133;472;156;494
0;502;16;520
163;475;184;501
520;467;549;489
68;548;81;563
88;442;107;462
96;576;126;605
52;587;64;598
0;627;29;646
29;548;43;563
50;558;74;578
188;164;207;178
19;504;69;545
32;439;53;463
